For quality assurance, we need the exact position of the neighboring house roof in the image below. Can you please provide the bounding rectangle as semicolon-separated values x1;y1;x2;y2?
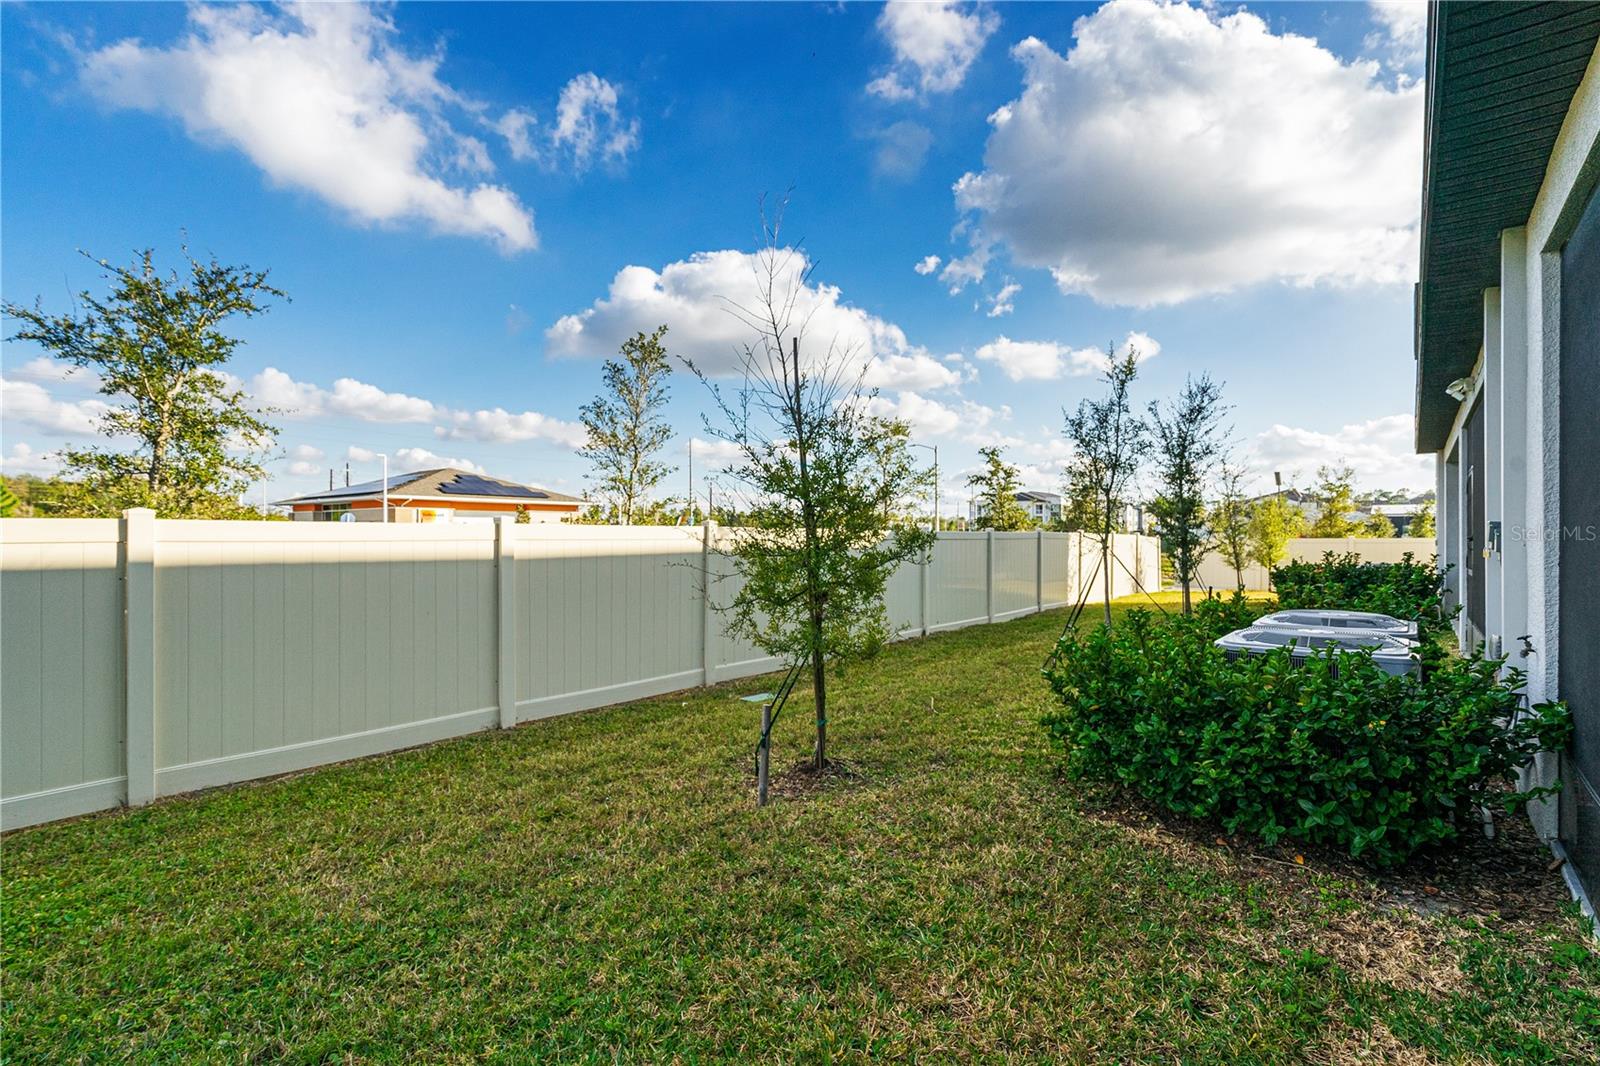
275;468;583;507
1247;488;1312;506
1415;2;1600;450
1016;490;1062;504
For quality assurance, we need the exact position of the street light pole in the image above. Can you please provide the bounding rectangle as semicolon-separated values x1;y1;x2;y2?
379;452;389;523
911;442;938;531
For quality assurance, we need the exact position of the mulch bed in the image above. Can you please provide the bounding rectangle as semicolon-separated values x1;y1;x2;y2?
1081;783;1576;927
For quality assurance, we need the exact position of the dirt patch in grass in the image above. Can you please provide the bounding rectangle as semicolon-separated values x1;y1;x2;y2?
1311;1020;1450;1066
761;756;871;801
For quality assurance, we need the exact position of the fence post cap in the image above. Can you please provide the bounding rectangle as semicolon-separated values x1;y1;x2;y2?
122;507;156;518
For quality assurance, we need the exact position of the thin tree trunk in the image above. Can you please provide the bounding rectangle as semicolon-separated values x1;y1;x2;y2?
1101;537;1113;628
810;628;827;771
788;336;827;771
1182;578;1192;614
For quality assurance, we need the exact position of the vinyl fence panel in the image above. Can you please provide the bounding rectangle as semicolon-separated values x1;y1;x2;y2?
0;515;1157;829
1192;537;1437;592
0;520;125;826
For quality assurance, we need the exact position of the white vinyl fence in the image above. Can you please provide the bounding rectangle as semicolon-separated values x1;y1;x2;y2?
0;514;1157;830
1192;536;1438;592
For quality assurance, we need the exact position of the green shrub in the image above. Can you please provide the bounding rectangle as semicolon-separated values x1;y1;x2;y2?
1041;607;1569;867
1271;551;1450;638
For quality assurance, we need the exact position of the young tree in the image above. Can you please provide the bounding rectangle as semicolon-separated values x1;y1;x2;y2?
1248;494;1306;575
1147;374;1229;613
966;446;1032;530
578;326;675;525
687;206;933;772
865;418;926;524
1306;463;1362;537
1411;500;1437;539
1064;347;1150;626
1210;461;1253;592
3;248;282;516
1360;511;1397;538
1055;482;1106;533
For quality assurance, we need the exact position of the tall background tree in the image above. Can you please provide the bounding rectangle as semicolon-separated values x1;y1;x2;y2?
3;248;282;517
1248;494;1306;576
1064;347;1149;626
687;204;933;772
1360;511;1397;537
578;325;675;525
966;446;1032;530
1411;499;1437;539
1306;463;1363;537
1210;460;1253;592
1147;374;1229;613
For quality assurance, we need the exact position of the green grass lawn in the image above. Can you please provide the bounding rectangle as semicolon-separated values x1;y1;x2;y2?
4;600;1597;1063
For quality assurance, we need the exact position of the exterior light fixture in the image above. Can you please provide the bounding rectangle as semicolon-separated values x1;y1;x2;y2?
1445;377;1473;401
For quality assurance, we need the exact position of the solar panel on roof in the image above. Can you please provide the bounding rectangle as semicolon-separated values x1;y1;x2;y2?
437;474;547;499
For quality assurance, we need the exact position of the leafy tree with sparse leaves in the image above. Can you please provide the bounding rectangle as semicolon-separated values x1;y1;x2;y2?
3;248;281;517
1210;461;1253;592
578;325;675;525
686;203;933;772
1147;374;1229;613
967;446;1032;530
1064;346;1150;627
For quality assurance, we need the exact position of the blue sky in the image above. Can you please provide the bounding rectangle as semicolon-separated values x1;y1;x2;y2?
1;1;1432;513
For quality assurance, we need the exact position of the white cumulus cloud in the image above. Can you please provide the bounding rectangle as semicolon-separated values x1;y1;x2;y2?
437;407;587;448
868;1;999;101
913;254;942;276
1248;414;1432;492
79;3;538;252
0;378;112;435
864;391;1001;441
950;0;1423;306
5;357;97;387
1;442;63;477
1366;1;1427;68
347;445;486;474
974;330;1159;382
546;248;946;389
251;368;438;423
550;73;639;170
249;367;583;448
986;280;1020;318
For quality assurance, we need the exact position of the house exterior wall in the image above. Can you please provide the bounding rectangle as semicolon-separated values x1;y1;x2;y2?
1427;45;1600;866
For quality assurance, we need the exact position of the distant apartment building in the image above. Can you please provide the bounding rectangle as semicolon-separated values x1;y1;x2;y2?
969;490;1061;526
